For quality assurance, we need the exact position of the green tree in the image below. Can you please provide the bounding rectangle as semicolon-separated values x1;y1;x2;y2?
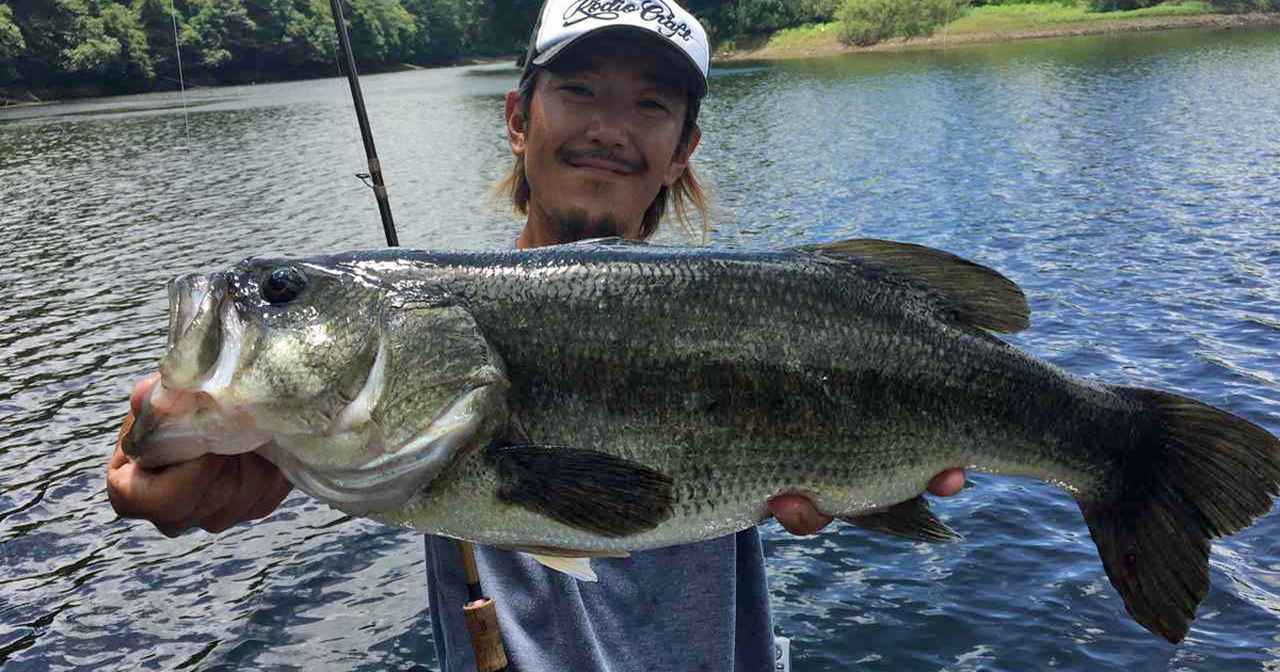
400;0;474;63
62;0;154;82
1;0;559;96
838;0;962;45
238;0;336;70
181;0;254;69
8;0;84;87
0;3;25;81
0;3;23;57
681;0;840;42
470;0;539;53
134;0;179;81
341;0;416;64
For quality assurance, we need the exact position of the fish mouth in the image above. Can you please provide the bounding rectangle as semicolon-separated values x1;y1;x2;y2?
166;273;213;352
123;272;267;468
159;272;243;393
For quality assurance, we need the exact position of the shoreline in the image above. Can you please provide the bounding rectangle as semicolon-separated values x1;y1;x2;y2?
5;15;1276;107
714;11;1280;61
0;55;519;110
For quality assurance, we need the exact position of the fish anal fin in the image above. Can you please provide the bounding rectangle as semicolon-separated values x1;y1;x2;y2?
527;554;598;582
499;544;631;559
798;238;1030;333
487;444;674;537
841;495;962;543
565;236;650;247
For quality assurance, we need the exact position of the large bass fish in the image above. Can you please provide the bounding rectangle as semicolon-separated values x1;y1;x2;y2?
122;238;1280;644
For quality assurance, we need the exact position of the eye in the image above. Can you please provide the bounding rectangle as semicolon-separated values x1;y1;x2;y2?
640;99;670;113
261;266;307;305
560;83;592;97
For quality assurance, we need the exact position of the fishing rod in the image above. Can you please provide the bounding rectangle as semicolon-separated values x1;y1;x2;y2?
329;0;398;247
326;2;506;670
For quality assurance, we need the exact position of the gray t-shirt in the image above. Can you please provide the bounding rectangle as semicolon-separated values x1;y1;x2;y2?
424;529;776;671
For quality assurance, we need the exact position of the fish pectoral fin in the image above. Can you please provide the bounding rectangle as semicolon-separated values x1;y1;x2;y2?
487;444;674;537
840;495;963;543
794;238;1030;334
527;554;598;582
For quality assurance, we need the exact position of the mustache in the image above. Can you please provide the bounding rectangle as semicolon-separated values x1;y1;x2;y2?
559;147;645;173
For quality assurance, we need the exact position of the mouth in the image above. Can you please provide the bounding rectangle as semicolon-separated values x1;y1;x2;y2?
561;150;642;177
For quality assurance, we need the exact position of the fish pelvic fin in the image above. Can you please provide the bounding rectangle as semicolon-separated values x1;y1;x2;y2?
487;444;675;537
1081;386;1280;644
840;495;963;543
797;239;1030;333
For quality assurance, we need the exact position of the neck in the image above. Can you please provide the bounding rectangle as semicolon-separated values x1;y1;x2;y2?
515;209;558;249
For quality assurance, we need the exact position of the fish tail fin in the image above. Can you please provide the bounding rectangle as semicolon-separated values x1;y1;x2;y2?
1079;386;1280;644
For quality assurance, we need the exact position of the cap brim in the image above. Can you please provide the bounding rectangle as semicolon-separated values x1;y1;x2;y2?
530;25;707;99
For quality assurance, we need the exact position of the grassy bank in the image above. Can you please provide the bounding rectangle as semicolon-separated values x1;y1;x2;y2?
950;0;1210;31
715;2;1280;59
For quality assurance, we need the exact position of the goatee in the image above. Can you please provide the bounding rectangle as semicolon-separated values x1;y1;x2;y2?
551;209;624;242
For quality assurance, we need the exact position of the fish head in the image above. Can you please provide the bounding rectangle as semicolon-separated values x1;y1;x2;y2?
125;258;387;466
124;255;509;513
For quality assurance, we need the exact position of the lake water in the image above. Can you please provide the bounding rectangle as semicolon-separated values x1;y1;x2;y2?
2;25;1279;672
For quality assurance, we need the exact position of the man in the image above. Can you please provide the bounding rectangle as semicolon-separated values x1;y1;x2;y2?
107;1;965;669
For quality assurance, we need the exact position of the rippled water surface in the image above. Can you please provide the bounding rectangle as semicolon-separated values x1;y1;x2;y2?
3;26;1279;671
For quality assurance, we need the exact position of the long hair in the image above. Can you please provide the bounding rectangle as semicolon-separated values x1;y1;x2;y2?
495;70;709;240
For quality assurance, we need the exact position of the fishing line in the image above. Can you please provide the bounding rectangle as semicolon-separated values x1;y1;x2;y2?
168;0;192;150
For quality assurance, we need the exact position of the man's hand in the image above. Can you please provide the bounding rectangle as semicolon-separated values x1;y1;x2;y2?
769;469;966;536
106;374;292;537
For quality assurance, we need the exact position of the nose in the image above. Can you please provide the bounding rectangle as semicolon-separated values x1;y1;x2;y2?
584;100;629;149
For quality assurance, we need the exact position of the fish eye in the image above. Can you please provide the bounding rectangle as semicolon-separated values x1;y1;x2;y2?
261;266;307;305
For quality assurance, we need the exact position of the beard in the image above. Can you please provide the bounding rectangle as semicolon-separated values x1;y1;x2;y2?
548;208;625;243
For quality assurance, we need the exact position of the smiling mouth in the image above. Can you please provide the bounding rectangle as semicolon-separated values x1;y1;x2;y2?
561;150;642;176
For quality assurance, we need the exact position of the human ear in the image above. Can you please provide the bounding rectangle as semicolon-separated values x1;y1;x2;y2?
506;90;527;157
663;124;701;186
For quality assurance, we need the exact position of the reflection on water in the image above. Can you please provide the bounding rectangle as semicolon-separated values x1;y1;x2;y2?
2;27;1279;671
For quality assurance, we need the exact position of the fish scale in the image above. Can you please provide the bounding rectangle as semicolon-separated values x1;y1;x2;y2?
387;246;1120;534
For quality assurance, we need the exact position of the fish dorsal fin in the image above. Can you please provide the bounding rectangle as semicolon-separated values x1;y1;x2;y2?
799;239;1030;333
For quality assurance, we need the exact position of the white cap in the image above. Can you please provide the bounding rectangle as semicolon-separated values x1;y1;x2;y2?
521;0;710;98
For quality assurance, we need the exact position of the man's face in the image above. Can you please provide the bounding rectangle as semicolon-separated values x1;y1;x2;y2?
507;38;701;243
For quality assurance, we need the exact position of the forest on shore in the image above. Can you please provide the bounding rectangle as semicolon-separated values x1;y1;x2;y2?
0;1;842;99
